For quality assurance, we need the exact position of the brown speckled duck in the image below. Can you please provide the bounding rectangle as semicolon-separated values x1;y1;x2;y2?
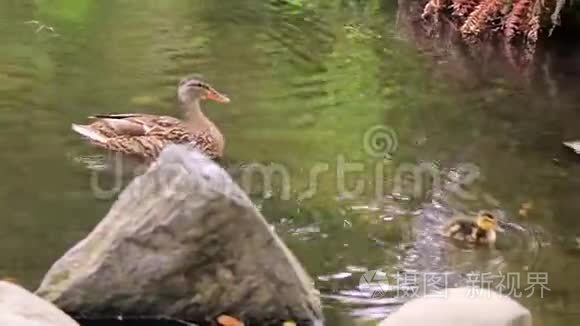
72;76;230;159
443;212;503;245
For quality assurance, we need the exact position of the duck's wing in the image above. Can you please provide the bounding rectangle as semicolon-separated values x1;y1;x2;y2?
87;113;182;136
99;134;174;158
443;218;477;237
99;131;219;159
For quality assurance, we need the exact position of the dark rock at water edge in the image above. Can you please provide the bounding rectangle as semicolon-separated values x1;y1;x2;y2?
78;318;192;326
36;145;322;325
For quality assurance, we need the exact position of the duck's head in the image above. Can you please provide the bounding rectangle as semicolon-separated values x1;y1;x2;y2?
178;76;230;104
476;212;503;232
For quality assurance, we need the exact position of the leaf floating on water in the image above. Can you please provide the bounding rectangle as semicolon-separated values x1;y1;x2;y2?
519;201;534;217
217;315;244;326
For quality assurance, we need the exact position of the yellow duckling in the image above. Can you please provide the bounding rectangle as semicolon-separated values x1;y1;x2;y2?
443;212;503;245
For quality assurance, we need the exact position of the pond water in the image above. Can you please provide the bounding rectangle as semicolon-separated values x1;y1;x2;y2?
1;0;580;325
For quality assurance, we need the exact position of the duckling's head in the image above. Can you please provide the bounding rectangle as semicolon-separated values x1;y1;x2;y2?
178;75;230;104
476;212;498;231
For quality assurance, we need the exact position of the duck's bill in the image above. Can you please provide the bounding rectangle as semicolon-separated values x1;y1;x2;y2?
206;89;231;103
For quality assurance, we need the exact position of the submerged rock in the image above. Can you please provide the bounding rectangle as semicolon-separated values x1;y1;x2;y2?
0;281;79;326
36;145;322;324
379;287;531;326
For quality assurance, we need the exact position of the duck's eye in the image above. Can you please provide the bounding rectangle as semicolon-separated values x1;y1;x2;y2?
188;82;210;90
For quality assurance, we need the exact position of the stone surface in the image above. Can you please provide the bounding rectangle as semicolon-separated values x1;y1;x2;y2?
564;141;580;154
379;287;532;326
0;281;79;326
36;145;322;323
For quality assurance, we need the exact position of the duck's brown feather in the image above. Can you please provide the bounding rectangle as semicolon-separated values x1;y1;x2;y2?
76;113;221;159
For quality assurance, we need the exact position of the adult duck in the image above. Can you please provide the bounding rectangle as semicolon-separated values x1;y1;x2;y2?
72;76;230;159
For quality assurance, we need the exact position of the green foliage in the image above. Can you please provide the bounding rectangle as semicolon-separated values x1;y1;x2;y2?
34;0;92;25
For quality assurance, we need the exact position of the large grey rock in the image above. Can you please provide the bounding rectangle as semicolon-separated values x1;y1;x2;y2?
380;287;531;326
36;146;322;323
0;281;79;326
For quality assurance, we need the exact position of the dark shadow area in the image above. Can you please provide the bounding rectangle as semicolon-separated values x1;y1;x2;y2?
78;319;188;326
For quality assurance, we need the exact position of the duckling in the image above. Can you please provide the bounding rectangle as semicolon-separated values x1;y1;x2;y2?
443;212;502;245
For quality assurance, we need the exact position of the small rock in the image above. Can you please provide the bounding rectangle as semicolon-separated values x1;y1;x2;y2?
379;287;531;326
0;281;78;326
563;141;580;154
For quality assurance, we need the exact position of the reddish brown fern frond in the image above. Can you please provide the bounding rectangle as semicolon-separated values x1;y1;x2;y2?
422;0;447;19
451;0;482;17
504;0;532;41
461;0;504;36
527;15;540;43
503;39;520;69
526;0;542;44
